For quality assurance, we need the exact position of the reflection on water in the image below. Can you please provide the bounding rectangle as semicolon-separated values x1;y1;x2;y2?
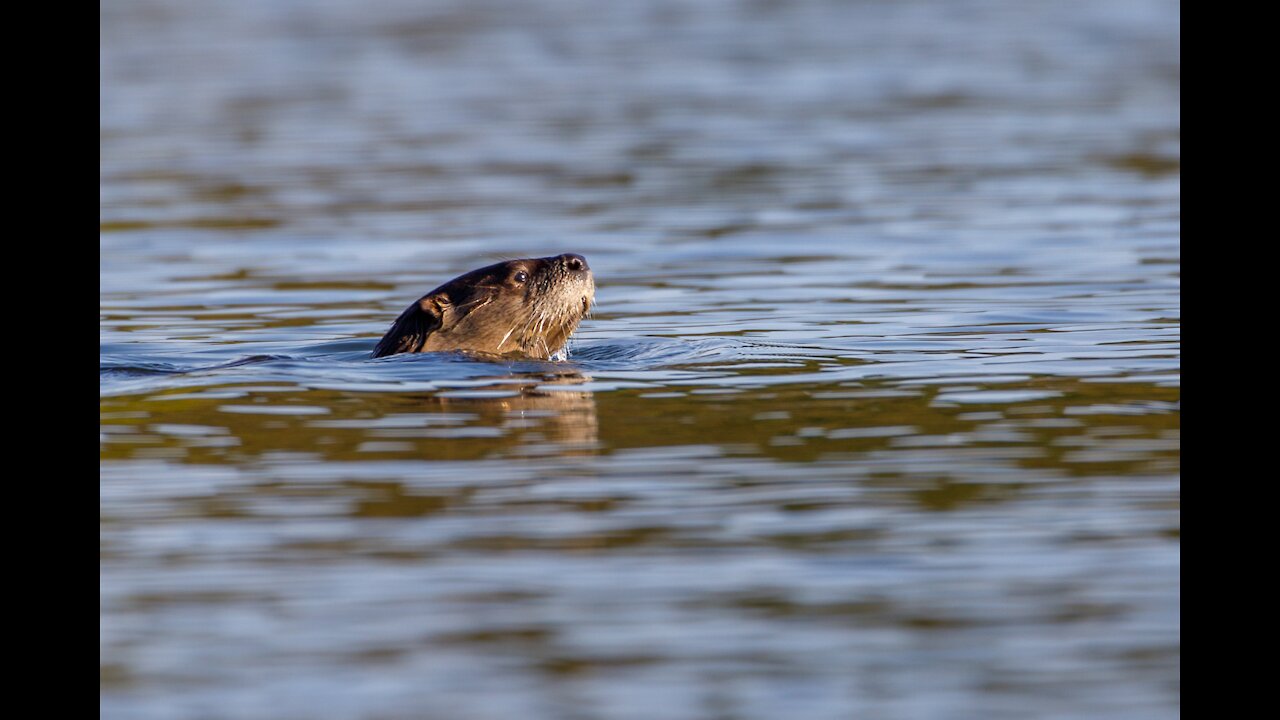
102;0;1178;718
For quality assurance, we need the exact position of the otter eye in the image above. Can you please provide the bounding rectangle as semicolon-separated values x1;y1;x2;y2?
513;271;529;284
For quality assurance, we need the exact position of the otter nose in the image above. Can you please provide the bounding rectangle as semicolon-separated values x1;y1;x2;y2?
560;253;589;273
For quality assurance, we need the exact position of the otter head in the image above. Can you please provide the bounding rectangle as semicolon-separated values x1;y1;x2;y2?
373;253;595;360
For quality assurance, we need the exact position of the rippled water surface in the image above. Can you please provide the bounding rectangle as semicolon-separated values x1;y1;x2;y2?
101;1;1179;718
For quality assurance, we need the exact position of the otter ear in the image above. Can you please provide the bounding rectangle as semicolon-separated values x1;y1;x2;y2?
371;293;446;358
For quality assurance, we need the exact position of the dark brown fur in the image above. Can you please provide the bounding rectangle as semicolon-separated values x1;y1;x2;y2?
372;254;595;360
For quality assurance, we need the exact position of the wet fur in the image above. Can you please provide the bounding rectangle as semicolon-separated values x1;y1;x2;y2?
372;254;594;360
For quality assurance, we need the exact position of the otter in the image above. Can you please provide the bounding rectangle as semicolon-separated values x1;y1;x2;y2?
372;253;594;360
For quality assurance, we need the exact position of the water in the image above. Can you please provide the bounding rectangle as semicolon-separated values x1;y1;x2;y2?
101;1;1180;718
